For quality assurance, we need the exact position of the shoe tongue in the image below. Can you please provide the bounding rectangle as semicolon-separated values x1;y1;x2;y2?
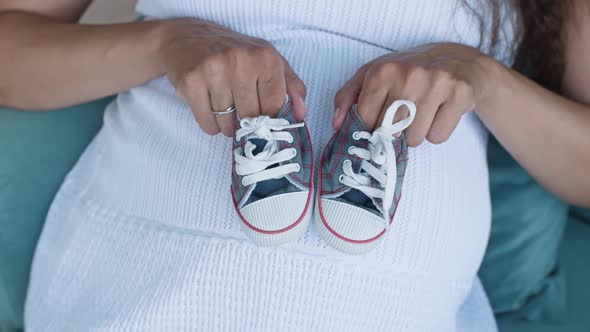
248;138;268;155
247;138;290;199
341;189;378;212
339;158;380;214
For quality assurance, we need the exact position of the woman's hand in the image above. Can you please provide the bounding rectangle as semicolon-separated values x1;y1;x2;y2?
158;19;307;136
333;43;490;147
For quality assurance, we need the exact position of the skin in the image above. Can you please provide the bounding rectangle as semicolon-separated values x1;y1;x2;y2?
161;20;306;136
0;0;589;206
333;43;481;146
0;1;307;136
332;16;590;207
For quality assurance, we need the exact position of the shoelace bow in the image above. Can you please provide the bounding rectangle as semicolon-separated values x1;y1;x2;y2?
339;100;416;230
234;116;304;187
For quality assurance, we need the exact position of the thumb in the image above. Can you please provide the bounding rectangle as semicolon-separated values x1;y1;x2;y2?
283;60;307;121
333;66;367;130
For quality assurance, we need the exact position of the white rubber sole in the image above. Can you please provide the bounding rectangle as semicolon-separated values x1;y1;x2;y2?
313;202;384;255
238;190;314;247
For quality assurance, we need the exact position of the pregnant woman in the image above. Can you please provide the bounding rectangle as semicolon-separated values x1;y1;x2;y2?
1;0;589;331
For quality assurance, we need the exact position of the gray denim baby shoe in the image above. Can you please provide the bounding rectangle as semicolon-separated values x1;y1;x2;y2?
315;100;416;254
231;97;314;246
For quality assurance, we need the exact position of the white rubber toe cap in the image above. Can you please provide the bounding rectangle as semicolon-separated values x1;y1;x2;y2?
315;198;387;254
237;191;312;246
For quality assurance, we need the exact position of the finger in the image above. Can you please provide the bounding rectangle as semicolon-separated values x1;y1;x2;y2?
333;65;368;129
378;78;435;127
181;82;221;135
232;77;261;119
209;87;235;137
257;59;287;117
284;60;307;121
397;71;453;147
375;67;431;130
214;112;236;137
427;84;474;144
404;96;443;147
375;94;410;130
356;66;390;131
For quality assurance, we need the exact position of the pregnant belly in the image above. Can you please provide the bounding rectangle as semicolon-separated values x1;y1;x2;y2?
67;37;491;284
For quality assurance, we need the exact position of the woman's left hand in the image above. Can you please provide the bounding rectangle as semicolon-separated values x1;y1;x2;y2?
333;43;492;147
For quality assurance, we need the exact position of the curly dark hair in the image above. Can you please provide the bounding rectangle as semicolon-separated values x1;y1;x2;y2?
512;0;572;93
466;0;572;93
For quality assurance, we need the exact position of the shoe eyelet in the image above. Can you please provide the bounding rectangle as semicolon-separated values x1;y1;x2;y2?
338;174;345;183
296;164;301;172
347;146;355;155
291;148;298;157
352;131;361;140
287;135;294;144
344;159;352;167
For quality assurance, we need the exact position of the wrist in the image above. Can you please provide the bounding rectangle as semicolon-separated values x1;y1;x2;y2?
149;18;220;76
147;20;178;76
471;55;507;116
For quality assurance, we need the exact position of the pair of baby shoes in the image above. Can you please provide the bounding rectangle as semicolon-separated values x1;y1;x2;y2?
231;97;416;254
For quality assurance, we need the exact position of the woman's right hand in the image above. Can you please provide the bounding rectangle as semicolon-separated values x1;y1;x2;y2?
157;19;307;136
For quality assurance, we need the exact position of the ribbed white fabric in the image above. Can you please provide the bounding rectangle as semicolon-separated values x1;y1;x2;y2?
25;1;516;331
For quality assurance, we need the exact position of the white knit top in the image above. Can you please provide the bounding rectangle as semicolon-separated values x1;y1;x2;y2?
25;1;516;331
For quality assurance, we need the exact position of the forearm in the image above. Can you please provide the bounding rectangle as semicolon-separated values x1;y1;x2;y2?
0;11;166;110
476;58;590;207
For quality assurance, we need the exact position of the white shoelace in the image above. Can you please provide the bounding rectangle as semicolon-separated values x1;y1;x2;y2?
234;116;304;187
339;100;416;230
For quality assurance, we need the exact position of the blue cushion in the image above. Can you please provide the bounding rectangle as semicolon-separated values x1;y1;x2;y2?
497;217;590;331
480;136;569;322
0;98;111;331
570;206;590;224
